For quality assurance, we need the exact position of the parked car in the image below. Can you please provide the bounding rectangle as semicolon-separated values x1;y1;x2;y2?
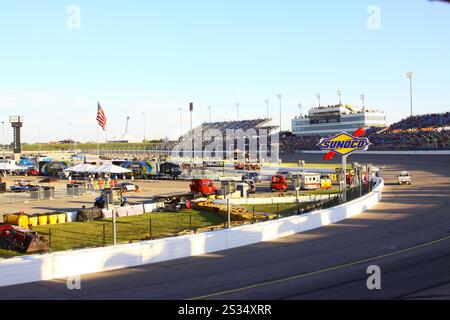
118;182;140;192
242;172;263;183
277;171;293;181
10;184;40;193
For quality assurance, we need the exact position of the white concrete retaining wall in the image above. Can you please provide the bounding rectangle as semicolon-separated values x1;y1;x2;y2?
214;194;338;205
0;179;384;288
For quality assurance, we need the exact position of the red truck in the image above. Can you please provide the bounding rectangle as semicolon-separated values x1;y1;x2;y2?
190;179;218;196
270;175;288;192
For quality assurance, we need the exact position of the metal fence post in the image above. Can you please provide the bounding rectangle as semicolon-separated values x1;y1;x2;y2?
48;228;52;253
277;203;280;219
149;218;152;240
252;206;255;224
189;214;192;232
102;224;106;246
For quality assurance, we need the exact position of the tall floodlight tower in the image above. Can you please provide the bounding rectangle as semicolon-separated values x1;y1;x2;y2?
337;90;342;105
277;94;282;132
316;93;321;107
360;95;366;110
9;116;24;161
406;72;414;117
265;99;270;119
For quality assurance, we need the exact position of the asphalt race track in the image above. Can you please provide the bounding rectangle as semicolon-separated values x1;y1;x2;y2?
1;154;450;300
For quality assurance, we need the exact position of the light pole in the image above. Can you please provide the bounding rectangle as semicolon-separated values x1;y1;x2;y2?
360;95;365;110
407;72;413;117
208;106;212;123
277;94;282;132
178;108;183;138
337;90;342;105
38;124;42;154
298;103;302;117
316;93;321;107
142;112;146;142
69;122;73;151
236;103;240;121
189;102;193;164
1;121;4;159
264;99;270;119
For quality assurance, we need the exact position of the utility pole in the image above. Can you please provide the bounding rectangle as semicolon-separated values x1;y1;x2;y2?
407;72;413;117
142;112;146;142
316;93;321;107
235;103;240;121
189;102;194;164
360;95;365;110
1;121;4;159
277;94;282;132
298;103;302;117
208;106;212;123
265;99;270;119
125;116;130;135
337;90;342;105
178;108;183;138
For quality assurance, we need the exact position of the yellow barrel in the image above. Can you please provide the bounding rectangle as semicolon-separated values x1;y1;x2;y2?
47;214;58;225
4;214;29;228
38;214;48;226
27;215;39;227
57;213;67;224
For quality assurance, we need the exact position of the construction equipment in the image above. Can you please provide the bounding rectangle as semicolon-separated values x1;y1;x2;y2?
0;224;49;254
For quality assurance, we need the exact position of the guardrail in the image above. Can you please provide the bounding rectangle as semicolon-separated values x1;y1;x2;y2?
0;178;384;287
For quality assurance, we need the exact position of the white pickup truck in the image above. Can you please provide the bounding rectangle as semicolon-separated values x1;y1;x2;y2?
397;171;412;185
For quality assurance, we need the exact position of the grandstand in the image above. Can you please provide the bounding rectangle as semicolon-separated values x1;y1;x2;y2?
292;104;387;136
282;112;450;152
162;119;279;161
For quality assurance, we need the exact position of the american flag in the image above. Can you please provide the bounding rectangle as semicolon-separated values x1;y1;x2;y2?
96;102;107;131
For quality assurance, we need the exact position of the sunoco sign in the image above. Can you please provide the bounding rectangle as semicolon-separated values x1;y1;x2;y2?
317;132;371;156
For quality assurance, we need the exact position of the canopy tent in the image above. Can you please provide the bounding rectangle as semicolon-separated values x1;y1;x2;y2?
89;163;131;174
0;162;28;171
65;163;97;173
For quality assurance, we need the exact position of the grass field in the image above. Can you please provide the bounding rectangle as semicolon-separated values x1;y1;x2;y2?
0;210;224;259
31;210;224;253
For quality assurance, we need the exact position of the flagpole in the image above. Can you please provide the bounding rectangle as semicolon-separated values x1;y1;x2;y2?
97;124;100;160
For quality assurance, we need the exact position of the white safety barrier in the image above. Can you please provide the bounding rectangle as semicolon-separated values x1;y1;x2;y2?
214;194;338;206
0;179;384;287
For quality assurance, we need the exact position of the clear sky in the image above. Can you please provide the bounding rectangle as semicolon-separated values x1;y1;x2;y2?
0;0;449;143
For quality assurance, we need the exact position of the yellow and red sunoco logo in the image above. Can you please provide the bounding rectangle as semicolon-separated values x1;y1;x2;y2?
317;132;371;156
